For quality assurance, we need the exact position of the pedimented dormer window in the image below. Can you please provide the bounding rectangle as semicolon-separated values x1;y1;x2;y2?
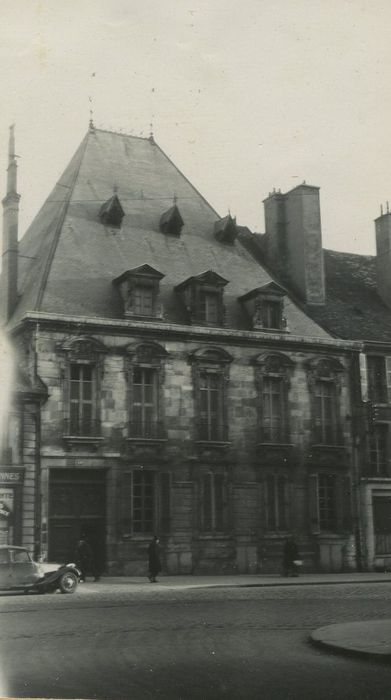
160;204;184;237
99;194;125;228
113;264;165;319
175;270;228;327
239;282;287;331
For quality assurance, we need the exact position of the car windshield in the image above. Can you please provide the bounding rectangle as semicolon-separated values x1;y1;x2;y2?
10;550;31;564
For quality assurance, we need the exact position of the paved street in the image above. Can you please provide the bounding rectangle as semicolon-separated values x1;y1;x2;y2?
1;580;391;700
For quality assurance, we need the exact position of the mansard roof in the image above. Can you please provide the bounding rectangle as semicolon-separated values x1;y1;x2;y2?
9;127;331;338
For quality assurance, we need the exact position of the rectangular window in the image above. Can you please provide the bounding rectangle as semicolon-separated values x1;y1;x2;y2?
201;473;225;531
262;377;286;442
69;364;95;436
314;380;336;444
262;300;281;329
367;356;388;403
199;372;224;441
133;285;154;316
318;474;336;531
132;367;159;438
199;291;219;325
122;471;170;535
369;424;388;476
266;474;287;530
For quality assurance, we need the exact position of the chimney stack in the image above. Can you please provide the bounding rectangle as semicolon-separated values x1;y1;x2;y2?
1;125;20;322
375;207;391;309
263;184;325;305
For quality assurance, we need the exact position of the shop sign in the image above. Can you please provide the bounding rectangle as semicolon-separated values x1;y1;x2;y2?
0;471;24;484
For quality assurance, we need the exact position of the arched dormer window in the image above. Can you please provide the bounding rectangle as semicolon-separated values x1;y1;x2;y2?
126;341;168;441
175;270;228;327
99;194;125;228
306;357;344;446
214;214;237;245
58;336;106;440
159;204;184;237
253;352;294;444
190;347;233;443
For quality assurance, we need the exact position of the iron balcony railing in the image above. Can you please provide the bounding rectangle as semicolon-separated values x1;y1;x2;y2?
63;418;101;437
128;420;166;440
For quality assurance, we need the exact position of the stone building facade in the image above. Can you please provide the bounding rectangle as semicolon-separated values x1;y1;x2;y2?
241;185;391;572
1;125;360;574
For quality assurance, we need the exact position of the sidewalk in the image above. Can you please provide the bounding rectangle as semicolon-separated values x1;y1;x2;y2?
93;570;391;589
311;620;391;659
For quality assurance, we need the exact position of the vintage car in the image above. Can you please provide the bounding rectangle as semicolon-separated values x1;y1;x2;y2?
0;545;81;594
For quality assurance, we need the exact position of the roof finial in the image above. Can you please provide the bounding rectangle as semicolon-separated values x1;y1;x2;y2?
381;204;384;216
387;201;390;214
173;192;177;205
89;109;95;130
149;122;154;142
113;182;118;194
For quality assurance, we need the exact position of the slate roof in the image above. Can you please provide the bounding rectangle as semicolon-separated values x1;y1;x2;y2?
9;127;332;339
238;230;391;344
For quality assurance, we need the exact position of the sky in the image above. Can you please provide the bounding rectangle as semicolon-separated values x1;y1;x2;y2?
0;0;391;255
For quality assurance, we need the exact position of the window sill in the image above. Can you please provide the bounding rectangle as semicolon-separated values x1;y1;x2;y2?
311;443;345;449
196;533;231;540
126;437;168;444
63;435;104;445
257;442;294;448
195;440;231;448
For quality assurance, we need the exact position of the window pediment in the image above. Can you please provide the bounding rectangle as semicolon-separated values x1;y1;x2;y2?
125;341;168;364
59;336;107;361
190;346;233;365
253;352;294;374
306;357;344;379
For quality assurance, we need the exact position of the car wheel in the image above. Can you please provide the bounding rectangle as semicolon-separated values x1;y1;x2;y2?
58;571;78;594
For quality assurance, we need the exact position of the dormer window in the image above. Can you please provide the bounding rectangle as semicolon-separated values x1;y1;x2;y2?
99;194;125;228
175;270;228;327
159;204;184;237
113;264;165;319
239;282;286;331
214;214;237;245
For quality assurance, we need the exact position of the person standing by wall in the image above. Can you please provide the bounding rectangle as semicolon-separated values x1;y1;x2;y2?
282;536;300;577
75;536;93;582
148;536;161;583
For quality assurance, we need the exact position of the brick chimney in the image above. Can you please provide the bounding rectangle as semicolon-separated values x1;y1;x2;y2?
1;125;20;322
263;184;325;305
375;206;391;309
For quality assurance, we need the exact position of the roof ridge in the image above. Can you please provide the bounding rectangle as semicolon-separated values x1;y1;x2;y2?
93;126;151;141
324;248;375;259
34;131;90;311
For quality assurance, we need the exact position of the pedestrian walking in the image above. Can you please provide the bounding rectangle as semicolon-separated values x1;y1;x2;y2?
75;536;93;582
148;535;161;583
282;536;300;577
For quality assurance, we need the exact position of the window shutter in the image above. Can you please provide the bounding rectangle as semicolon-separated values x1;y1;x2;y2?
336;475;352;532
308;474;320;534
159;472;171;533
214;473;225;530
359;353;368;402
386;357;391;403
121;472;132;535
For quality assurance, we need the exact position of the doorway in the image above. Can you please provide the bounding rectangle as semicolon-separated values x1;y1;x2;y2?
373;497;391;556
48;469;106;572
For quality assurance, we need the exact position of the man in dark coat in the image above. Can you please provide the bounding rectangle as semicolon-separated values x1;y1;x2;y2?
282;536;300;577
148;536;161;583
75;537;93;582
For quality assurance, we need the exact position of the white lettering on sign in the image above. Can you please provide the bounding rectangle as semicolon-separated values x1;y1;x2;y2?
0;473;21;482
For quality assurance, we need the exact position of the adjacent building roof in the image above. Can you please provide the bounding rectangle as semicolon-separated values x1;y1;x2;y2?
238;230;391;344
